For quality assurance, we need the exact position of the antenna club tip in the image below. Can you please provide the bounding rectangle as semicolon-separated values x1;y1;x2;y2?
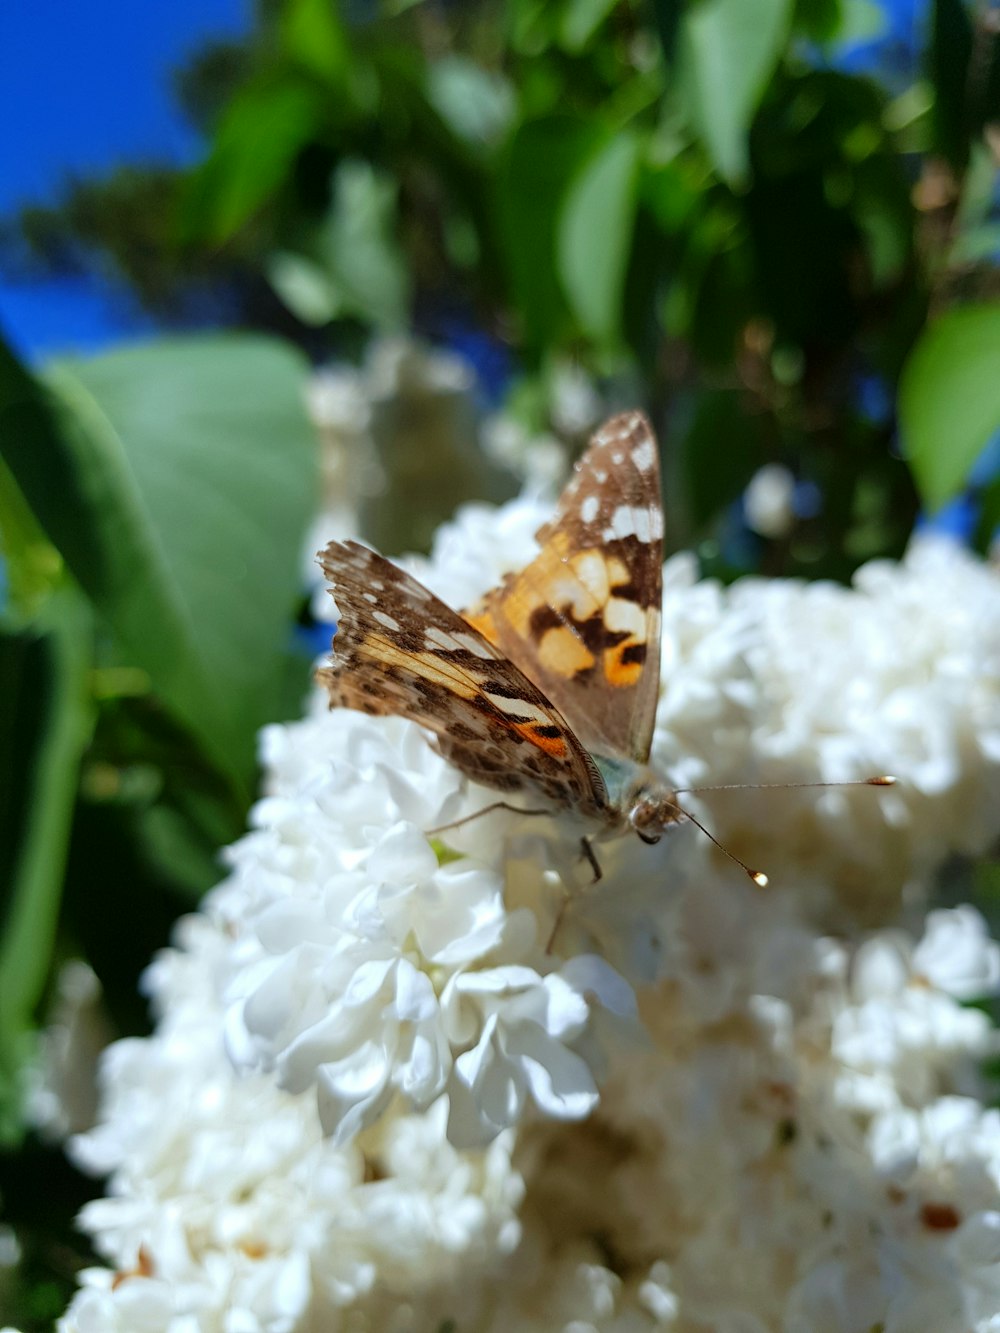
750;870;769;888
868;775;897;786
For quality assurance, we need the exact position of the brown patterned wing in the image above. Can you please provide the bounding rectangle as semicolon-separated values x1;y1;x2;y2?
465;411;663;766
317;540;609;818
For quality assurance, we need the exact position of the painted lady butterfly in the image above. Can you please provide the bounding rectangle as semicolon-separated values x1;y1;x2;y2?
317;410;707;878
318;411;892;878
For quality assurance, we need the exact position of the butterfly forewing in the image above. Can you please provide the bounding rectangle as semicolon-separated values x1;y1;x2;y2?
317;540;609;817
464;411;663;766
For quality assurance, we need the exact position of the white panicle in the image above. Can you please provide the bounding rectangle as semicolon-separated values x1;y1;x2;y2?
56;500;1000;1332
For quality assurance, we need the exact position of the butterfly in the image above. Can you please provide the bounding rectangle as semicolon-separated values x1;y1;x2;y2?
316;410;714;880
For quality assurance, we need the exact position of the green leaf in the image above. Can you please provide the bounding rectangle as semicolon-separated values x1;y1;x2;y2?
678;387;766;530
651;0;684;64
899;304;1000;510
0;457;62;620
949;222;1000;266
974;472;1000;554
179;76;325;245
280;0;351;84
499;116;602;349
0;336;317;799
268;161;411;329
316;160;410;330
265;251;340;326
557;131;641;344
929;0;974;170
827;0;887;45
0;590;94;1141
426;56;515;146
680;0;794;185
559;0;619;51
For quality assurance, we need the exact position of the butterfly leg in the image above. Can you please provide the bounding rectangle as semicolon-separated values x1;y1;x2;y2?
427;803;551;837
580;835;602;883
546;839;601;954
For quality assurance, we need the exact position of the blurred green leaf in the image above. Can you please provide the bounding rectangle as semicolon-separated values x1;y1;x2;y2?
558;131;641;344
500;116;602;349
559;0;619;51
0;458;62;621
0;590;94;1142
899;303;1000;509
266;159;410;329
974;473;1000;555
827;0;886;45
960;143;999;219
651;0;684;64
319;160;410;329
427;56;515;146
680;0;794;185
678;387;767;529
969;18;1000;141
0;336;317;800
179;76;326;245
266;251;341;325
929;0;974;170
280;0;351;84
950;222;1000;265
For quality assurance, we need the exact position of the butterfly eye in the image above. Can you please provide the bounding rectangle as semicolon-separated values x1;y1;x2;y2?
637;830;661;846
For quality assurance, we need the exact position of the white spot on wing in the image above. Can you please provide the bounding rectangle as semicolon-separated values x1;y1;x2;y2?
362;592;378;603
603;506;663;543
424;626;457;651
453;632;493;659
611;451;625;465
374;610;401;631
580;495;599;523
485;692;548;722
631;437;656;472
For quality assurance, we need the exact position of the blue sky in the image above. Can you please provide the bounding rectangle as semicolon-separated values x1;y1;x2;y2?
0;1;249;362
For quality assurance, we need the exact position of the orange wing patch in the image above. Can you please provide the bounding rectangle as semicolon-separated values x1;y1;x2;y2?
318;539;609;817
511;720;568;758
463;411;664;765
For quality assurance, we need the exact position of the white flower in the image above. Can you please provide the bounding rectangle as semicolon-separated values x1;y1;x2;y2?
914;906;1000;1000
829;909;999;1112
52;494;1000;1332
743;463;797;538
652;535;1000;922
220;706;638;1149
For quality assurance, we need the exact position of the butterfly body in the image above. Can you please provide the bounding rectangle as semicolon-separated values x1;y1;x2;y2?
318;410;679;858
593;758;685;845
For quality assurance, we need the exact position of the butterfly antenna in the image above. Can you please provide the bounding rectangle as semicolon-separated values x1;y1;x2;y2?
674;775;897;796
665;777;897;888
666;798;769;888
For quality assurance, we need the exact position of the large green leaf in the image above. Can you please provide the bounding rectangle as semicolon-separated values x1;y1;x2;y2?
679;0;794;185
557;130;641;345
899;304;1000;510
0;336;317;799
0;590;94;1142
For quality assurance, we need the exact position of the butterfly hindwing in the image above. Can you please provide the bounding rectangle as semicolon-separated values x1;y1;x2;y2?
317;540;609;817
464;411;663;766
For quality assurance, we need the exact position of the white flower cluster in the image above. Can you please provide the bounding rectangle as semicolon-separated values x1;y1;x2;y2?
56;501;1000;1331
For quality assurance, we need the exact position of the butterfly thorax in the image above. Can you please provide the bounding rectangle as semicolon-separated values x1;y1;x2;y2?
593;756;684;844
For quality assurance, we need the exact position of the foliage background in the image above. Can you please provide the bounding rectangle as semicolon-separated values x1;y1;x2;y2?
1;0;999;1324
